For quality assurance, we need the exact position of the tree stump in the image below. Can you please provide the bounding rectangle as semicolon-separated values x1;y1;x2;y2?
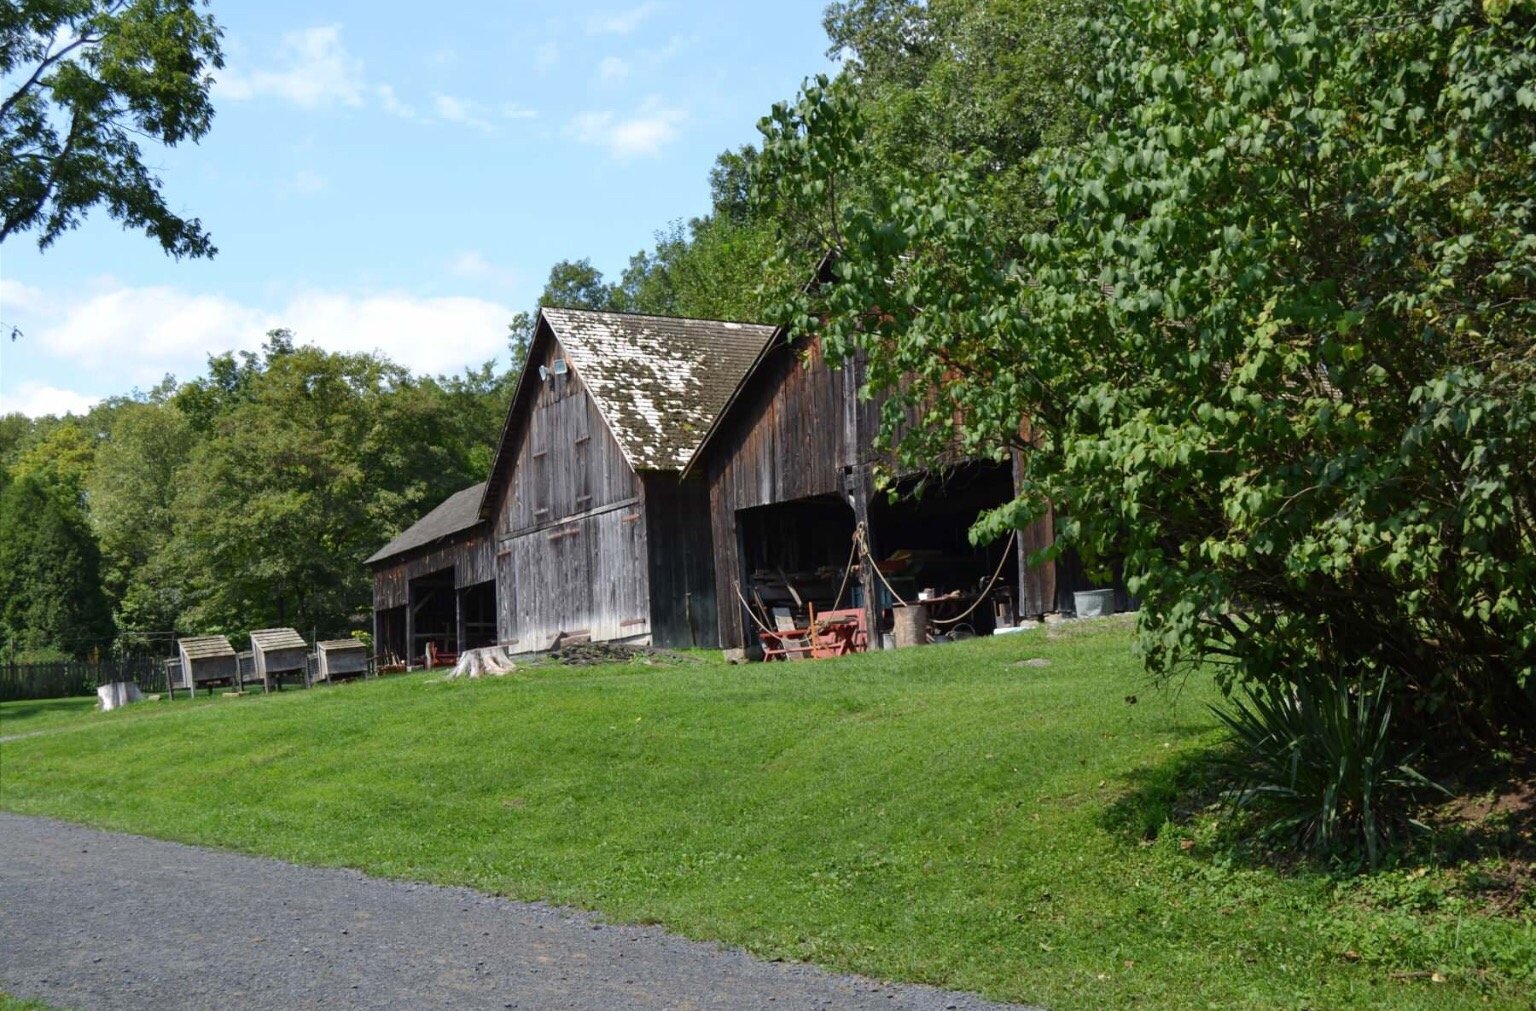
447;646;518;679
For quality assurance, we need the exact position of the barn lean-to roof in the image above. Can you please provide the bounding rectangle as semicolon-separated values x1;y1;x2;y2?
364;481;487;566
680;251;835;479
480;308;776;518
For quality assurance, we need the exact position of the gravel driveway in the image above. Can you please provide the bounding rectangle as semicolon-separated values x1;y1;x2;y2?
0;814;1038;1011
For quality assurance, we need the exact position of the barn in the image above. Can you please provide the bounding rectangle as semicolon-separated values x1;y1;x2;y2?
366;481;496;667
477;307;777;652
685;326;1105;654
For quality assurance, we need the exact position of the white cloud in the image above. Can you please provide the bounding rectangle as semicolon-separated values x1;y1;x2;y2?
219;25;365;108
433;94;495;133
277;169;328;197
568;98;685;159
376;83;415;119
448;251;522;290
535;41;560;71
0;277;46;317
501;101;538;120
587;2;659;35
596;55;630;85
16;283;515;392
1;382;100;418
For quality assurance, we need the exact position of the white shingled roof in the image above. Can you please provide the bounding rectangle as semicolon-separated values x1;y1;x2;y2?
540;308;777;472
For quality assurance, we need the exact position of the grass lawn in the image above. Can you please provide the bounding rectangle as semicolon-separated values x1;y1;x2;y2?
0;994;62;1011
1;618;1530;1009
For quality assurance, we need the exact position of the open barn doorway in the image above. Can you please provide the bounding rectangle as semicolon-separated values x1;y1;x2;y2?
375;605;406;665
866;460;1019;636
459;579;497;650
407;568;457;666
735;495;858;629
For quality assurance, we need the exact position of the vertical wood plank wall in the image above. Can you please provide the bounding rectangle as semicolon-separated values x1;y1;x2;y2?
643;473;719;649
492;336;650;651
370;529;494;610
704;335;1062;650
705;337;862;650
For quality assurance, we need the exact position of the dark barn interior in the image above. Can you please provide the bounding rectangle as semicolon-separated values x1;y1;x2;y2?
375;605;405;662
736;461;1019;642
459;580;497;649
407;569;457;661
865;461;1018;633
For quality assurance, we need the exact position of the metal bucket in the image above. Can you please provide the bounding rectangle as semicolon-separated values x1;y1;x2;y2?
1073;589;1116;618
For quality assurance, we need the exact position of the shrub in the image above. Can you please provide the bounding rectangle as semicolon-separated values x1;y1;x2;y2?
1213;674;1443;868
758;0;1536;756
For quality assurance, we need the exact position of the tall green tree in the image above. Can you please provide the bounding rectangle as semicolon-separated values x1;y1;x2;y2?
0;473;115;658
760;0;1536;747
1;0;223;257
162;335;486;636
87;399;193;634
8;419;96;499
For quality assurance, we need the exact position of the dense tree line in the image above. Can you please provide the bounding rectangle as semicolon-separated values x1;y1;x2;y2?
753;0;1536;855
0;334;514;659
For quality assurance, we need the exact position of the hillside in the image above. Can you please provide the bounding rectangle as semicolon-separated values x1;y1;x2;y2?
1;619;1530;1010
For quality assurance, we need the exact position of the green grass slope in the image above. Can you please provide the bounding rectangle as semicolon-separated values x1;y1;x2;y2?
1;619;1530;1009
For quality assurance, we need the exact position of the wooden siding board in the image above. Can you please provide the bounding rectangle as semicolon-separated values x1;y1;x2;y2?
500;338;639;540
705;337;859;650
502;501;646;649
370;528;493;628
643;473;718;649
491;336;656;651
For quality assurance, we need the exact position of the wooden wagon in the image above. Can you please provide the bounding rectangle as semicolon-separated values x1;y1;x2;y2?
173;635;239;697
249;628;310;691
314;639;369;683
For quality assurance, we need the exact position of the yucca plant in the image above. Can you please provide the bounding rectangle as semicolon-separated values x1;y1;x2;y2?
1213;673;1444;868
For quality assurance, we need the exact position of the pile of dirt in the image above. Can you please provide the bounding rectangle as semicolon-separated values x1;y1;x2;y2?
545;642;693;667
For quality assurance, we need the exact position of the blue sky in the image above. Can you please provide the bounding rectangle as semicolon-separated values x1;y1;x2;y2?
0;0;835;417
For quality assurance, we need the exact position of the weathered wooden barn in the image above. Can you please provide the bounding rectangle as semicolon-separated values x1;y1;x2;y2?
365;481;496;666
684;328;1100;653
369;302;1116;661
477;307;776;652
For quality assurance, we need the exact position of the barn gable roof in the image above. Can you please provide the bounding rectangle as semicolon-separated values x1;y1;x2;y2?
541;308;776;471
479;308;776;519
365;482;486;566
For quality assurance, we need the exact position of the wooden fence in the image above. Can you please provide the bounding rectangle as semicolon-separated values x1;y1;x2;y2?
0;658;170;703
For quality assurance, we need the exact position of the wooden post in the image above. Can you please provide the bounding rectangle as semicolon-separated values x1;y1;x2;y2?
405;583;416;671
454;586;466;656
849;465;880;650
1018;508;1057;618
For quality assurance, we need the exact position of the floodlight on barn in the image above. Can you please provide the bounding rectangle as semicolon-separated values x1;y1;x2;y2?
249;628;310;692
